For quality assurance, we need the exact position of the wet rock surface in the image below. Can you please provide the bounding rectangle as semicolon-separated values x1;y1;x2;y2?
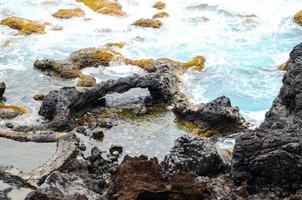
162;135;225;177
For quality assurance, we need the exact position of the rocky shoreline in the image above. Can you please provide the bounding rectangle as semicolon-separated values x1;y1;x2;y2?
0;42;301;199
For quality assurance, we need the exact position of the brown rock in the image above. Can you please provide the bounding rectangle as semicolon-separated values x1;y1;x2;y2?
153;11;169;19
76;0;126;16
294;10;302;25
33;93;45;101
132;18;162;28
107;155;212;200
52;8;85;19
153;1;166;10
0;16;45;34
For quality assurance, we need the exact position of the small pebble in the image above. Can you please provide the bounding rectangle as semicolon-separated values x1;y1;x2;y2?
92;129;104;140
5;122;14;129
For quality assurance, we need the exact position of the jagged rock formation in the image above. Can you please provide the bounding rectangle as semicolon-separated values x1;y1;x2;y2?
231;43;302;196
261;42;302;130
162;135;225;177
38;63;246;133
232;128;302;194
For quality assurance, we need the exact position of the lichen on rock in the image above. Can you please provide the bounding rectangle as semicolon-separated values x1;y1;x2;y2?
0;16;45;34
76;0;126;16
52;8;85;19
132;18;162;28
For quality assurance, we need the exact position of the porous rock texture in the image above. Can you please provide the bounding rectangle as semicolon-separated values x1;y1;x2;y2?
231;42;302;196
162;135;225;177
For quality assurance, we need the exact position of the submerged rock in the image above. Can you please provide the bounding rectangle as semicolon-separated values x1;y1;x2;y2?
153;1;166;10
132;18;162;28
52;8;85;19
162;135;225;176
153;11;169;19
294;10;302;25
0;16;45;34
76;0;126;16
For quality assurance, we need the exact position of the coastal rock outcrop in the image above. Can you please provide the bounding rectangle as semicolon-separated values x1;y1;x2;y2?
261;43;302;130
52;8;85;19
38;63;246;133
76;0;126;16
0;16;45;34
132;18;162;28
173;96;247;134
231;43;302;196
294;10;302;25
153;2;166;10
34;46;205;87
232;128;302;194
162;135;225;177
153;11;169;19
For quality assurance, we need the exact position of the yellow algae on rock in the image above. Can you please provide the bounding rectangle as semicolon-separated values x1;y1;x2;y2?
0;103;27;119
0;103;27;113
70;47;123;68
76;0;126;16
153;11;169;19
153;1;166;10
52;8;85;19
105;42;125;49
183;55;206;71
132;18;162;28
294;10;302;25
125;58;155;70
0;16;45;34
76;74;97;87
125;55;205;71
